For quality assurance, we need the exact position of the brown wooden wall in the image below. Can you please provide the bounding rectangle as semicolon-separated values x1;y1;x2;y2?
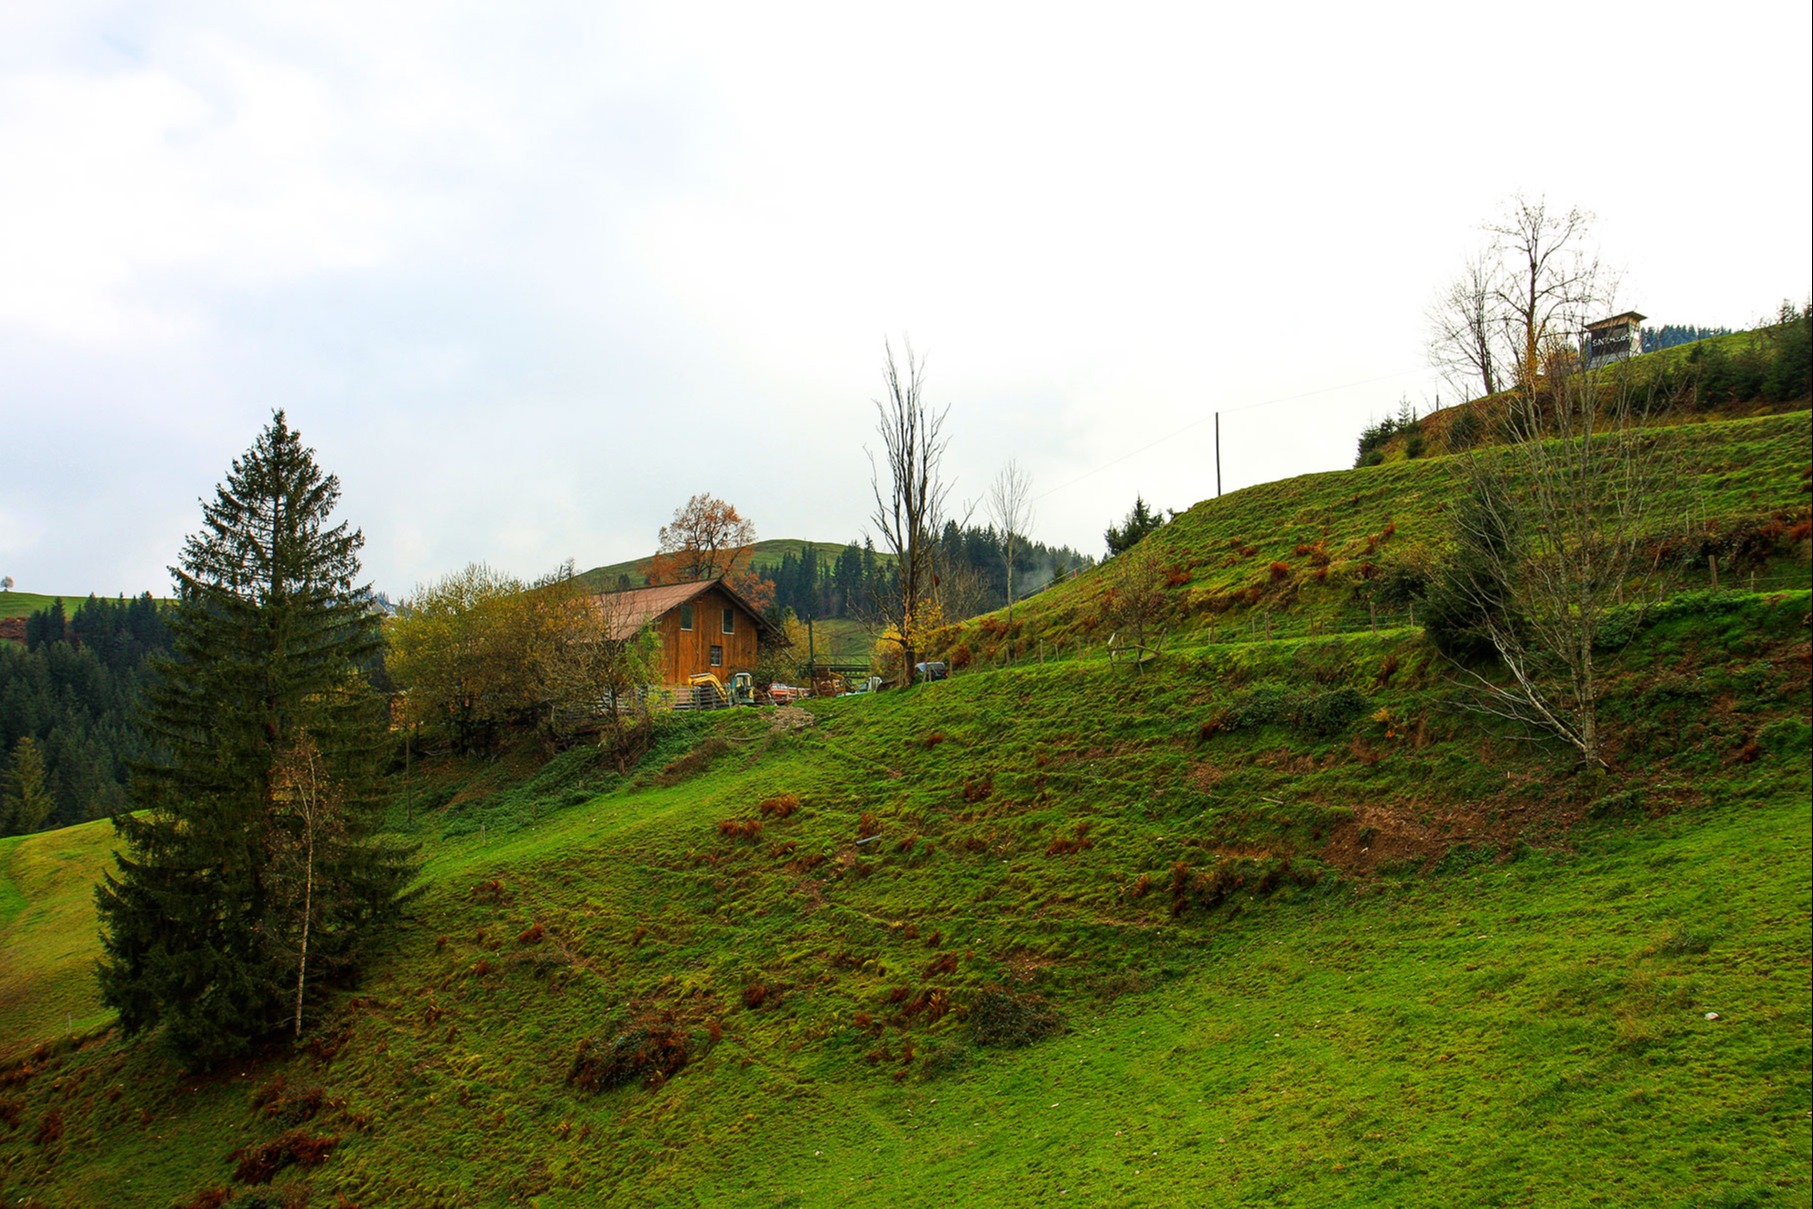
652;587;761;685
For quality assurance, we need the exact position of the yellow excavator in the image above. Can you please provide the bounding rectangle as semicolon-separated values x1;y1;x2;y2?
685;671;756;709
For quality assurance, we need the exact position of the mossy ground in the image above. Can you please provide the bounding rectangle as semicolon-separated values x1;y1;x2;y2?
1;584;1807;1206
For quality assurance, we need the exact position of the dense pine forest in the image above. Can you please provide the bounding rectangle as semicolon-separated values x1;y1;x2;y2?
766;528;1093;623
0;594;169;834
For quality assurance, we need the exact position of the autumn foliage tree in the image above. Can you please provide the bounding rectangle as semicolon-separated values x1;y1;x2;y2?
644;493;774;613
388;561;630;754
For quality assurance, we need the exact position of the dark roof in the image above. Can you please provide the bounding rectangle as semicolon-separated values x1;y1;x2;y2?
1586;311;1646;330
591;578;782;643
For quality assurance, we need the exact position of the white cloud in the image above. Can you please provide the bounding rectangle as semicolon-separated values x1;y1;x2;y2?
0;1;1807;592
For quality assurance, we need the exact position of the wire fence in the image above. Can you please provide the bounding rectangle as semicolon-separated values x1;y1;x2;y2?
945;560;1812;673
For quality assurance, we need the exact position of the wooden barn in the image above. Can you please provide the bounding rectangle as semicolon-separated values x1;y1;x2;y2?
593;578;780;688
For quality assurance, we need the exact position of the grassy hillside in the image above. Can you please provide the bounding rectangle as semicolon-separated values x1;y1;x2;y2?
0;825;119;1060
0;408;1807;1206
1366;320;1810;467
0;593;66;623
931;410;1811;666
1;587;1806;1205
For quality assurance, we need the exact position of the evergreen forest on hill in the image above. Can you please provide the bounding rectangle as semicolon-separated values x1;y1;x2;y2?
582;529;1095;624
0;594;169;834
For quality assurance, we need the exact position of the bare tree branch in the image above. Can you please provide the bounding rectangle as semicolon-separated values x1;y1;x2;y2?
988;458;1034;659
1443;349;1691;767
1427;251;1503;400
866;337;952;685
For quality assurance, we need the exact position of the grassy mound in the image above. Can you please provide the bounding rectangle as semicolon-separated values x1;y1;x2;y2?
0;582;1806;1204
933;409;1810;666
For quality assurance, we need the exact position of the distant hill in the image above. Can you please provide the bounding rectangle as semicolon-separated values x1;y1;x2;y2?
1357;317;1812;468
0;592;70;623
576;538;875;593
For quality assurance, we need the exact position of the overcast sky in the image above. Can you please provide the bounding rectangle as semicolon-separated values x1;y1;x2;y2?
3;2;1809;600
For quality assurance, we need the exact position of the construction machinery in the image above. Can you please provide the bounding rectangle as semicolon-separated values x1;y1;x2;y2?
684;671;757;709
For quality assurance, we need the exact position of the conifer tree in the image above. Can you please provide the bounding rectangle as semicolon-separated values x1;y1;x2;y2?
95;411;415;1065
3;736;53;835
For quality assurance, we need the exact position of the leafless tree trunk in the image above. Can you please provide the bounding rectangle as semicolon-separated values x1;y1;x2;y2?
988;459;1034;660
1427;251;1503;401
1445;350;1688;768
1101;539;1168;670
593;602;661;772
1487;194;1598;386
271;734;340;1039
867;338;952;686
1429;195;1607;403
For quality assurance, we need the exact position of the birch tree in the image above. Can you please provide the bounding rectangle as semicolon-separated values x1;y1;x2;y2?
988;459;1035;660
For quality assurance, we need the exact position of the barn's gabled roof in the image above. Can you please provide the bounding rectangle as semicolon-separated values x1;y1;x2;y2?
592;578;783;643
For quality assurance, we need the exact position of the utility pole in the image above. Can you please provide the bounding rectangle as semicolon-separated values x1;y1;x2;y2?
1215;411;1222;497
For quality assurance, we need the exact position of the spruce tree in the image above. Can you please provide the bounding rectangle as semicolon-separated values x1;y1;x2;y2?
3;736;53;834
95;411;415;1065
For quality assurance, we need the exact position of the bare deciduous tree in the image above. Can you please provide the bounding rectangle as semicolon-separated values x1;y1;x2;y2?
1428;194;1607;402
867;338;952;686
1443;352;1687;768
1101;539;1169;670
987;459;1035;659
269;732;343;1039
1489;194;1600;386
1427;251;1503;401
571;585;663;771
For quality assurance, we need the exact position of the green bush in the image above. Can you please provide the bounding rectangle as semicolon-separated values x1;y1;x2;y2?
1758;717;1812;758
1205;683;1371;739
441;745;619;838
1446;407;1484;452
968;988;1063;1048
568;1019;694;1091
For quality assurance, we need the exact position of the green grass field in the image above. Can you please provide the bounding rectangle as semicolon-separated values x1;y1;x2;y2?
0;593;68;623
0;826;118;1064
1;586;1806;1205
0;397;1805;1206
938;410;1811;665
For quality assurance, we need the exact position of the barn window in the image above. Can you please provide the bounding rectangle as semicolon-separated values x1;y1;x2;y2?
709;644;723;667
721;607;736;634
679;604;693;631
